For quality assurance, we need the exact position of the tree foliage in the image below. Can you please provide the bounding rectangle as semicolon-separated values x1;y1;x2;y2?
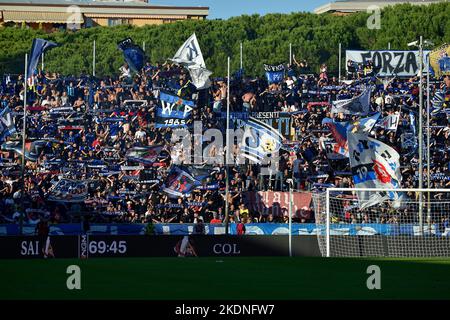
0;2;449;77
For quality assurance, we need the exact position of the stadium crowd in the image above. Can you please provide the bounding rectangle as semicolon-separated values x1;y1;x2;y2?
0;58;449;226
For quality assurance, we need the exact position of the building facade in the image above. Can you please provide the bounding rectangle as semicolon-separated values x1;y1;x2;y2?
314;0;444;15
0;0;209;32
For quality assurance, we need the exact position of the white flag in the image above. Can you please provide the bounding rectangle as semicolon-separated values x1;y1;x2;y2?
171;33;212;89
331;87;371;116
378;112;400;131
348;132;402;209
172;33;206;68
188;65;212;90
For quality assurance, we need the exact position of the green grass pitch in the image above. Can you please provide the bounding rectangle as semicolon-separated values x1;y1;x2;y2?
1;257;449;300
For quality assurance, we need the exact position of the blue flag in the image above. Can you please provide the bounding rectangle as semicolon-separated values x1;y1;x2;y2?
264;64;285;84
155;92;195;128
162;166;209;198
27;38;58;86
117;38;146;72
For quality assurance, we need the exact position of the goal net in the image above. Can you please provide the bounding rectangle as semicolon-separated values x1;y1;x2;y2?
312;188;450;257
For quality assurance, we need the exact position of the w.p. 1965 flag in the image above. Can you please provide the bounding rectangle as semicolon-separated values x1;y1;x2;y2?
264;64;285;84
117;38;146;72
331;87;371;116
155;92;195;128
241;117;284;164
0;107;16;142
27;38;58;86
348;132;402;209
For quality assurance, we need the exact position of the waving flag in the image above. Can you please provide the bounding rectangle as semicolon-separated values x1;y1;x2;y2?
155;92;195;128
376;113;400;131
348;132;402;209
331;87;371;116
429;43;450;78
322;118;350;157
1;139;48;161
0;107;16;142
117;38;146;72
431;90;446;115
27;38;58;86
162;165;210;198
350;112;380;133
241;118;284;164
171;33;212;89
264;64;285;84
125;145;165;165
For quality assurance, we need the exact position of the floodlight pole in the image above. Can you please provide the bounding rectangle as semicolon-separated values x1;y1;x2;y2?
20;53;28;236
224;57;231;235
426;49;431;229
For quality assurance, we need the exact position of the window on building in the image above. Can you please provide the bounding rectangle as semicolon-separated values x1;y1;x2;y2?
108;19;129;27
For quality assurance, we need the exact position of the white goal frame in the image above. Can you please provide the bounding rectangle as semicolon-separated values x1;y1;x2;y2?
318;188;450;258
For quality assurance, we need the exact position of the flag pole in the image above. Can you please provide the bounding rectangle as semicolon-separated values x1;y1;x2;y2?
41;51;44;71
240;42;243;70
224;57;231;235
93;40;96;77
143;41;146;53
289;43;292;65
338;42;342;81
20;53;28;236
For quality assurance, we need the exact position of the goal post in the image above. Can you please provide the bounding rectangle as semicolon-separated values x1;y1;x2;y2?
312;188;450;258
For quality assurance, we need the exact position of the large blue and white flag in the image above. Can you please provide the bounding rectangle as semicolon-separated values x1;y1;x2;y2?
27;38;58;86
322;112;379;158
264;64;285;84
0;107;16;142
155;92;195;128
348;132;402;209
241;117;284;164
171;33;212;89
331;87;371;116
117;38;146;72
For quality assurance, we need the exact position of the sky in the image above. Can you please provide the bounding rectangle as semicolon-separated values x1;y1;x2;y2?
149;0;333;19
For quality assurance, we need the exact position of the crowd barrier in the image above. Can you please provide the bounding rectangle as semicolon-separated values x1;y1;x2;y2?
2;223;449;236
